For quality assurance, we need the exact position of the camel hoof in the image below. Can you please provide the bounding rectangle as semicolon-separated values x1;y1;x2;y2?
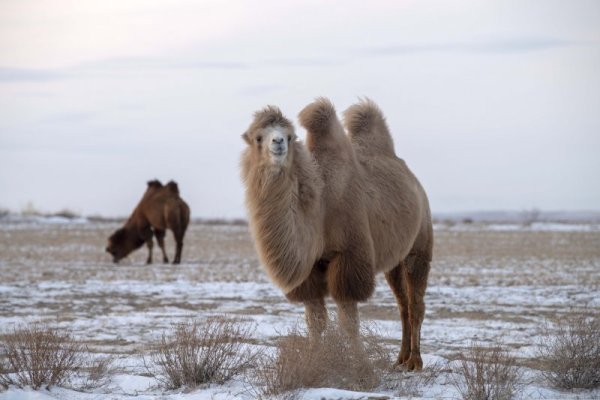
392;352;410;369
163;257;169;263
404;356;423;371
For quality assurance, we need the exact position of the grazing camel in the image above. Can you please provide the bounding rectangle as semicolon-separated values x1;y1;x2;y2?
240;99;432;370
106;180;190;264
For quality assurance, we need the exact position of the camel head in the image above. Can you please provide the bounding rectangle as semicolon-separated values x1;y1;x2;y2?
106;226;145;263
242;106;297;168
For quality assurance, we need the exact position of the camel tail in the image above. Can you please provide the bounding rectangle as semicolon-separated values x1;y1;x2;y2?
298;97;337;136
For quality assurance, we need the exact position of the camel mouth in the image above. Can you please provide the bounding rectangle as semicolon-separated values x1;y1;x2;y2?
270;148;287;158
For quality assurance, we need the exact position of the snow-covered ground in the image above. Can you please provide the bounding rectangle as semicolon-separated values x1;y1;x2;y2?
0;219;599;399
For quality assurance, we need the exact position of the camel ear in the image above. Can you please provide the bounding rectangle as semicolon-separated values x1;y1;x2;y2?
242;131;251;144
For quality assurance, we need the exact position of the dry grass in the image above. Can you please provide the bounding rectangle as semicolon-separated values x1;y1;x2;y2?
451;342;522;400
253;321;390;397
381;360;450;398
537;313;600;390
0;324;113;391
147;316;259;389
79;355;116;391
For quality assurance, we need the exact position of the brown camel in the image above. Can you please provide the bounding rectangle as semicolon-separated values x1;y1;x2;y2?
106;180;190;264
240;99;432;371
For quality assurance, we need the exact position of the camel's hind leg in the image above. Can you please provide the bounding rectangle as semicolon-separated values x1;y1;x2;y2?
405;252;431;371
386;253;430;371
166;207;188;265
145;237;153;264
169;222;186;264
385;261;411;367
154;229;169;263
172;232;184;264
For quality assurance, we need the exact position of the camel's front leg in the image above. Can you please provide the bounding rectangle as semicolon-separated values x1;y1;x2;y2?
327;246;374;352
336;300;360;338
139;227;154;265
336;300;370;367
145;237;153;264
285;260;329;342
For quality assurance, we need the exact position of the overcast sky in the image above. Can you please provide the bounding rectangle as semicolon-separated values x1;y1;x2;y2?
1;0;599;218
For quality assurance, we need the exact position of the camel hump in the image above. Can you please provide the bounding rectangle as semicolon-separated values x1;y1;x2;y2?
166;180;180;194
249;105;293;132
343;98;395;155
147;179;163;189
298;97;337;136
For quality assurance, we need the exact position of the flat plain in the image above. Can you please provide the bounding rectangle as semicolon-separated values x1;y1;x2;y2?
0;218;599;399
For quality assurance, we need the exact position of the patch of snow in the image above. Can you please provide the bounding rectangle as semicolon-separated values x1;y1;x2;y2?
0;388;57;400
111;374;155;394
300;387;390;399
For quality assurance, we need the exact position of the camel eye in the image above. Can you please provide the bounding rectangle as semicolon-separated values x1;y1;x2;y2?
256;136;262;144
287;135;292;142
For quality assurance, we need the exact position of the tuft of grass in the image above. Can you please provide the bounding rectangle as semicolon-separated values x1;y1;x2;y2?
381;359;450;398
537;313;600;390
147;316;259;389
79;355;116;391
451;342;522;400
253;321;390;397
0;324;113;391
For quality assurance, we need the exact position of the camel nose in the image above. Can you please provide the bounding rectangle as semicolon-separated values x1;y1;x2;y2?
272;137;284;145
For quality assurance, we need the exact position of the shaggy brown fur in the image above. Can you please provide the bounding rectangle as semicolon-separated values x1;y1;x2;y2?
106;180;190;265
240;99;432;371
343;98;396;157
241;106;325;292
344;98;433;371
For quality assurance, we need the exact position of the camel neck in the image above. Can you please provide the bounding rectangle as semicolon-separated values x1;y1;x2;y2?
243;146;324;293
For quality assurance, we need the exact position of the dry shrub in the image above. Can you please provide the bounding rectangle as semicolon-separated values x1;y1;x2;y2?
148;317;259;389
79;355;116;390
537;313;600;389
0;325;113;391
254;321;390;397
451;342;522;400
